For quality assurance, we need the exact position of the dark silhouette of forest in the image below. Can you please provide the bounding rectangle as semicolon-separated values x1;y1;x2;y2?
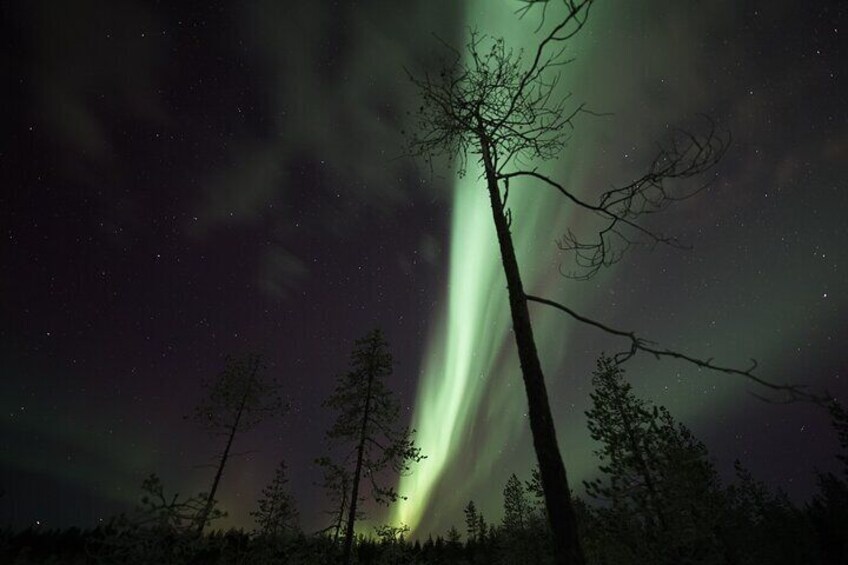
1;348;846;564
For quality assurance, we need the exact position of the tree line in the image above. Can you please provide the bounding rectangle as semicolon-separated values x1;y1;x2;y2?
0;329;424;564
2;350;846;564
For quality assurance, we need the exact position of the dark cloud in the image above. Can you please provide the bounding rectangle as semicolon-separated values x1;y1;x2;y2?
191;0;462;235
191;141;287;234
258;246;308;301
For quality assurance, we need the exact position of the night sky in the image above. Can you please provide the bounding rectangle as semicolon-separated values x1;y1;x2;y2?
1;0;846;538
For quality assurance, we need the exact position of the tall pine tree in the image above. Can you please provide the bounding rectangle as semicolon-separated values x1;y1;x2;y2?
191;353;285;534
321;329;424;565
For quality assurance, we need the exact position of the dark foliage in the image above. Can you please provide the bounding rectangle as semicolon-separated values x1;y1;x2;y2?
3;358;844;565
191;353;286;533
251;460;299;538
318;329;424;565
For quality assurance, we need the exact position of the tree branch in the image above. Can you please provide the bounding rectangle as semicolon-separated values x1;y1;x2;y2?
525;293;827;404
499;119;729;279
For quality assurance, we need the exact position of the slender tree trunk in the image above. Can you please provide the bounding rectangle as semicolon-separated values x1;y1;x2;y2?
479;136;585;565
196;361;257;535
341;361;375;565
333;485;348;544
196;406;241;535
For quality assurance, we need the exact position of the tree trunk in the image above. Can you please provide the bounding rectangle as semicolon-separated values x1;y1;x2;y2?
333;485;348;544
341;360;376;565
196;361;257;535
480;136;585;565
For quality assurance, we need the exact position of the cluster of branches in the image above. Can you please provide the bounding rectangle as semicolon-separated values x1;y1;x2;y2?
410;2;729;283
407;0;595;177
510;121;728;281
407;0;824;408
89;474;225;564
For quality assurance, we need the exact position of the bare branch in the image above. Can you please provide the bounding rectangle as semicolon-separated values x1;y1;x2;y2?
525;293;827;405
406;22;591;178
500;119;729;279
500;1;594;132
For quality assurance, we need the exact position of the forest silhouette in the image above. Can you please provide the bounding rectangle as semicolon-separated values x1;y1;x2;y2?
1;346;846;564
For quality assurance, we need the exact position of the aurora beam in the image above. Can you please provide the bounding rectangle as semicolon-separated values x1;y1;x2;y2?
394;0;781;536
394;0;594;533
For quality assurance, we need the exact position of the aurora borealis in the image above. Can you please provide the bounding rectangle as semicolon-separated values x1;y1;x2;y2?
393;1;589;531
396;0;848;535
2;0;846;540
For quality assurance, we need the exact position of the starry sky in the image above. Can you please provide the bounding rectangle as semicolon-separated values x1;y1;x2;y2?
1;0;846;537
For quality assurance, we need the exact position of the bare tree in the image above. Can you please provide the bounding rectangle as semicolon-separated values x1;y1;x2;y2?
406;2;817;564
191;353;285;534
321;329;424;565
93;474;225;564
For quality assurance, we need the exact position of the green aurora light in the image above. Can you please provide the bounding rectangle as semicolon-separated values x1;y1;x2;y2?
393;0;599;534
392;0;832;536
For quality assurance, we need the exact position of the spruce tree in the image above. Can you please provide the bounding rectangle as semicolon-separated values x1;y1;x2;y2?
503;474;529;532
464;500;479;543
251;460;298;538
